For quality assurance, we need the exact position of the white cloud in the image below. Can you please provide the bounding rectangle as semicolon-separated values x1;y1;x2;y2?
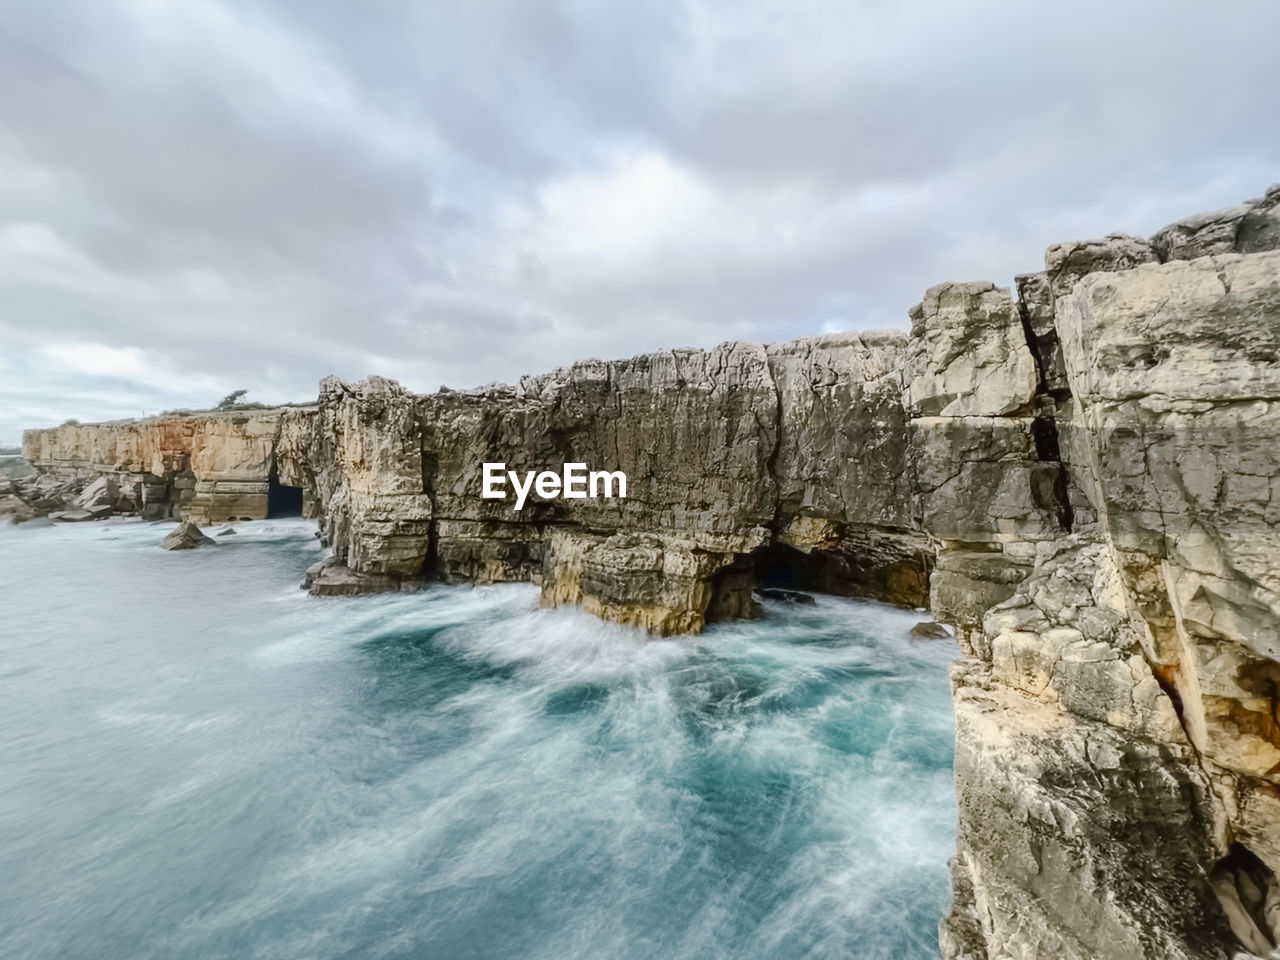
535;150;715;264
0;0;1277;445
42;342;151;379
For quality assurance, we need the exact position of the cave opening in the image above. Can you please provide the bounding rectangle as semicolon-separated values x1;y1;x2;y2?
267;465;303;518
1211;842;1280;955
753;542;822;592
745;536;932;609
703;544;828;625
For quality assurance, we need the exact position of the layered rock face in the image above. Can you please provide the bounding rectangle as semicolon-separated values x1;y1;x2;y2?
934;188;1280;960
288;336;930;630
22;409;316;522
15;351;931;636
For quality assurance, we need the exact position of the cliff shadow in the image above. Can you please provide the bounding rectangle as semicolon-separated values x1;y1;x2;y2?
748;533;932;609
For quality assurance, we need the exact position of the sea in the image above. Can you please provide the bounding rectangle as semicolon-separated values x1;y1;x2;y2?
0;517;956;960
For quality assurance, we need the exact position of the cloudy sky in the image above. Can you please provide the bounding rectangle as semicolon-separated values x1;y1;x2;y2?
1;0;1277;443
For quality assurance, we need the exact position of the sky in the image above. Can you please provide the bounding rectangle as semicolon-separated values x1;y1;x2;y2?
1;1;1278;444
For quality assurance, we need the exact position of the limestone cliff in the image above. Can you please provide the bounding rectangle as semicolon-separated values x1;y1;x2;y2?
16;183;1280;958
285;335;930;631
932;186;1280;960
22;408;316;522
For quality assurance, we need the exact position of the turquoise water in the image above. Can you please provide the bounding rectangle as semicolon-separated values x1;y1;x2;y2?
0;519;956;959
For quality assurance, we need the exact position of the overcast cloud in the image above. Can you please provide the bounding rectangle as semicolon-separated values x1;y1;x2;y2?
1;0;1278;443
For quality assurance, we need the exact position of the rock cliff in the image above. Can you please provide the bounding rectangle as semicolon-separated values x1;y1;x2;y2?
16;183;1280;958
21;408;316;523
934;185;1280;960
282;335;931;630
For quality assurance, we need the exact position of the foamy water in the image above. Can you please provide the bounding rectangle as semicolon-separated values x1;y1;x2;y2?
0;518;956;959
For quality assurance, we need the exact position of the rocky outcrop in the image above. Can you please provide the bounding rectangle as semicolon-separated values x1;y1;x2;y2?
935;191;1280;959
284;336;931;630
1151;185;1280;262
161;521;216;550
22;408;316;523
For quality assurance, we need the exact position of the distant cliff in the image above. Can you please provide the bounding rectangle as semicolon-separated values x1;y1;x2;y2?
17;184;1280;959
20;409;315;523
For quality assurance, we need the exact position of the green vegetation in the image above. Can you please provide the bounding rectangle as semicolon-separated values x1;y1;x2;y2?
216;389;249;410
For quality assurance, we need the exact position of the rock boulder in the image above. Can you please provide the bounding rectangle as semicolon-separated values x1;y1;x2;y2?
161;521;216;551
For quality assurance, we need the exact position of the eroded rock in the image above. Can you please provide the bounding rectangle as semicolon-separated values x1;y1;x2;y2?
24;407;315;524
291;334;931;622
161;521;216;550
910;620;949;638
0;494;35;524
1151;184;1280;262
937;210;1280;959
307;562;420;596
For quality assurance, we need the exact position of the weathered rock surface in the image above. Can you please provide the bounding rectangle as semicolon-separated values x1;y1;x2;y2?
161;521;216;550
278;333;932;633
0;494;36;524
907;281;1039;418
910;620;949;638
1151;185;1280;262
934;198;1280;959
23;408;317;524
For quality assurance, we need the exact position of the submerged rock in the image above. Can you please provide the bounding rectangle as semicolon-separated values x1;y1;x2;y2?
757;587;817;605
161;522;216;551
909;621;949;639
307;562;420;596
0;494;35;524
48;509;96;523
